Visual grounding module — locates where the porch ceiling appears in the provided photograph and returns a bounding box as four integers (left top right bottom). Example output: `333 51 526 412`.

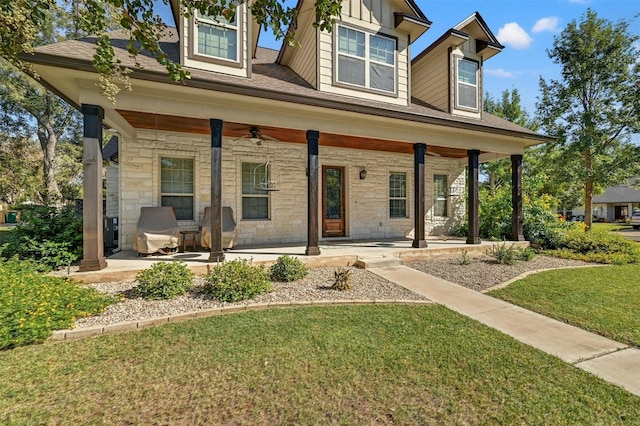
116 110 474 158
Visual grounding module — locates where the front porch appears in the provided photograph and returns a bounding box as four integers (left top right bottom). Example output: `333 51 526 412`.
69 237 529 283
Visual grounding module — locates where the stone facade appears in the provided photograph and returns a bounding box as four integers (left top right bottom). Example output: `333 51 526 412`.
117 130 465 250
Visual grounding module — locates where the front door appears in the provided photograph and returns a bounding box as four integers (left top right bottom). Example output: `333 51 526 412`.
322 166 345 237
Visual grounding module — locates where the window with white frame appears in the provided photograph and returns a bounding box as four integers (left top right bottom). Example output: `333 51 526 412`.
434 175 448 217
337 26 396 93
195 11 238 61
242 162 269 220
389 172 407 218
456 58 479 110
160 157 194 221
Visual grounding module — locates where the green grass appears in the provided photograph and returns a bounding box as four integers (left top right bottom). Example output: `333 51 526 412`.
490 264 640 347
1 305 639 424
591 222 631 232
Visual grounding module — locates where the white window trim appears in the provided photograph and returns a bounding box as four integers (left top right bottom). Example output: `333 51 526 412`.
389 171 408 218
455 57 479 112
241 161 271 221
192 9 241 64
335 25 397 95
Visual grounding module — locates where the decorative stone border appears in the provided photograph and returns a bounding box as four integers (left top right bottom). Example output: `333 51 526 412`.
48 300 433 342
481 264 605 293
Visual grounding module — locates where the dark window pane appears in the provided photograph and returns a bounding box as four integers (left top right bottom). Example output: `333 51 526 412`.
370 63 394 92
338 55 365 86
161 196 193 220
242 197 269 219
389 199 406 218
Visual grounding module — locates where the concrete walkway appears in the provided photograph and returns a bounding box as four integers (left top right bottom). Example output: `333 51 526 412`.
369 265 640 397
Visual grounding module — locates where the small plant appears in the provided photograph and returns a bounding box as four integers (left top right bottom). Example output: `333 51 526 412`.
204 258 273 302
133 261 194 300
487 241 519 265
269 255 309 282
331 266 352 291
517 247 537 261
459 249 472 265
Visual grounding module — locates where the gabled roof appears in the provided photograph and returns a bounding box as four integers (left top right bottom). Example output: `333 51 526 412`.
412 11 503 66
24 28 551 145
593 179 640 203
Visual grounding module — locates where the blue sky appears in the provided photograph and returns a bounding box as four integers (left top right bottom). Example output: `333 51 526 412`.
155 0 639 141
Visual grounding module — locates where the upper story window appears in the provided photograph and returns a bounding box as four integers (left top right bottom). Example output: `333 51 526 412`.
337 26 396 93
456 58 479 110
195 12 238 61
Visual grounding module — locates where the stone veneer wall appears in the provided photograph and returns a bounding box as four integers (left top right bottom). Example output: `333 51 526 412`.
118 130 466 250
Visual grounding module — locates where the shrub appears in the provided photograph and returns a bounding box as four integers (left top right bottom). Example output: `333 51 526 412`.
0 257 117 349
269 255 309 282
459 249 472 265
133 261 194 300
486 242 519 265
0 205 82 271
331 267 352 291
517 247 537 261
544 229 640 265
204 259 273 302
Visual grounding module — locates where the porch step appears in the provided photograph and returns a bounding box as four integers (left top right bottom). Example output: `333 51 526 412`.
355 256 402 269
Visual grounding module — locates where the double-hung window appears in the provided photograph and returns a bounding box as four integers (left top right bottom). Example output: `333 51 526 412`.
337 26 396 93
456 58 479 110
160 158 194 221
389 172 407 218
434 175 448 217
242 162 269 220
195 11 238 61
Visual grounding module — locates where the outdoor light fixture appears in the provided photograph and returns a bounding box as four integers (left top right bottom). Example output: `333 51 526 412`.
359 169 367 180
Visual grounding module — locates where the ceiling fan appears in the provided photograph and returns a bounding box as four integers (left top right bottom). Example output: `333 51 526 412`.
232 126 279 146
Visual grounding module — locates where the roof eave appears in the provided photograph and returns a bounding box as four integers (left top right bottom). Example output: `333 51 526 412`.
25 52 554 145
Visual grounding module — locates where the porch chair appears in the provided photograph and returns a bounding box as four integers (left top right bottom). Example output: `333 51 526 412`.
201 206 238 250
134 206 180 255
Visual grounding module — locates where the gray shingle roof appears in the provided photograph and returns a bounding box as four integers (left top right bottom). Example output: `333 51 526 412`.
593 179 640 203
30 28 549 141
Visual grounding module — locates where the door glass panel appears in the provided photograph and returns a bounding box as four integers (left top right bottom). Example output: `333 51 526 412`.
325 168 342 220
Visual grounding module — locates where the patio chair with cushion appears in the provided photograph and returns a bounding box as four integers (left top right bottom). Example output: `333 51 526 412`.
201 206 238 250
134 206 180 255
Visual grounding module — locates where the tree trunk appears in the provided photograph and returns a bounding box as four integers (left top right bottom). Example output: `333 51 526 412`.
489 171 496 197
37 121 61 206
584 150 593 231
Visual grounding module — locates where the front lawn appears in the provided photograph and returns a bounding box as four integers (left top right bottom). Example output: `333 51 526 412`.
591 222 631 232
1 305 638 424
489 264 640 347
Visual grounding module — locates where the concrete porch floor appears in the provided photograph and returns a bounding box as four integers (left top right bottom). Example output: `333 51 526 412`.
72 238 527 283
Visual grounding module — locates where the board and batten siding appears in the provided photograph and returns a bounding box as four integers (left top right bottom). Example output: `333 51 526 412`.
180 4 250 78
411 46 450 112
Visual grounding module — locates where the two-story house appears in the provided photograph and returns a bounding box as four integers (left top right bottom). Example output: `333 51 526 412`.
24 0 552 271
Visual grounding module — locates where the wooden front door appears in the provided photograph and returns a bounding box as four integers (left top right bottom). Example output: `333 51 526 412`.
322 166 345 237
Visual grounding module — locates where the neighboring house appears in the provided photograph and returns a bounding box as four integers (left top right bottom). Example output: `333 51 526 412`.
571 178 640 221
23 0 551 271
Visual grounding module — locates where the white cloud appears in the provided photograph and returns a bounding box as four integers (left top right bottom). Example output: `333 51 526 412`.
497 22 533 49
484 68 515 78
532 17 560 33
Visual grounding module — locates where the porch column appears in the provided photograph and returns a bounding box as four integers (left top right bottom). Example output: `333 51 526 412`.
466 149 480 244
208 119 225 262
511 154 525 241
305 130 320 255
412 143 427 248
79 104 107 271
